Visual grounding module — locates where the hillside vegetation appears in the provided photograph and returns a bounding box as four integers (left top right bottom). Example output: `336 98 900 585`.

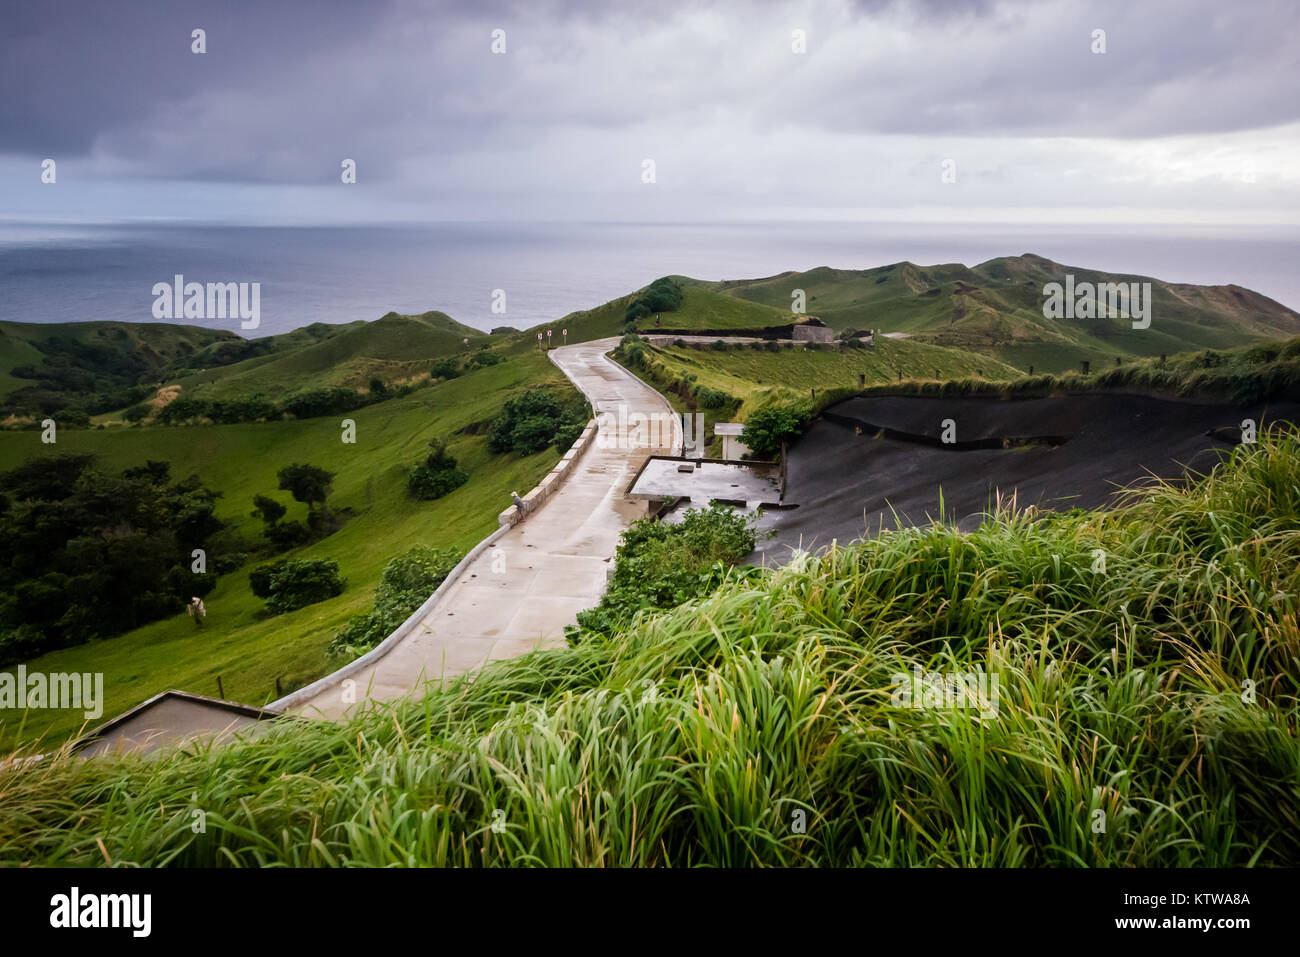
0 311 497 423
3 428 1297 866
0 350 578 749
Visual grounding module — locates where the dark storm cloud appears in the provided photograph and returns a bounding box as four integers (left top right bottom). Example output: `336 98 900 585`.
0 0 390 155
0 0 1296 222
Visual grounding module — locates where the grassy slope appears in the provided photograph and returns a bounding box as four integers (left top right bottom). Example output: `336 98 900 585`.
635 337 1021 420
854 336 1300 403
522 283 791 347
708 256 1300 373
0 350 576 749
0 319 238 397
173 312 491 400
3 429 1297 866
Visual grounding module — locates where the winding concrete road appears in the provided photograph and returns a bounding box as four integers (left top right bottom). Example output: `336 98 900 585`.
285 338 679 720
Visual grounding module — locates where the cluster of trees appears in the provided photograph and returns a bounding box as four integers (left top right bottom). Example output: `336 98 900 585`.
488 389 587 456
328 544 460 658
407 438 468 500
149 385 391 426
431 350 505 381
566 504 759 643
251 464 340 551
249 558 345 615
624 277 685 327
0 455 228 664
6 336 157 419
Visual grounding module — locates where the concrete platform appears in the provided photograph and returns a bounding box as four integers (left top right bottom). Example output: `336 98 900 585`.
627 456 782 506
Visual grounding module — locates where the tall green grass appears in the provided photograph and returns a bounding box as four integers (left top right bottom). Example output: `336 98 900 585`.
3 430 1298 867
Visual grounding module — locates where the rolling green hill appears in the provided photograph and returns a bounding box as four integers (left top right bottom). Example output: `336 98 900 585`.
0 311 498 420
0 319 239 402
705 255 1300 373
525 281 792 346
174 311 491 400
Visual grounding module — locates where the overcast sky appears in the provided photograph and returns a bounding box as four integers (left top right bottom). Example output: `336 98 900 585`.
2 0 1297 225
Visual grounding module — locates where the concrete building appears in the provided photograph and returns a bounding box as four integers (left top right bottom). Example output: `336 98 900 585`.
791 317 834 343
713 423 753 461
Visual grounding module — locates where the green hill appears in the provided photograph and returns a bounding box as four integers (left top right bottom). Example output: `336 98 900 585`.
175 311 491 401
706 255 1300 373
0 311 499 420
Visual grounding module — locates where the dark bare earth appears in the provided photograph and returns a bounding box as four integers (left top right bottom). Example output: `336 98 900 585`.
753 392 1300 563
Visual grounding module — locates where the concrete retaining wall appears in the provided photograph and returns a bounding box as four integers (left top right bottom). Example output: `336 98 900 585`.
268 520 515 712
497 418 598 527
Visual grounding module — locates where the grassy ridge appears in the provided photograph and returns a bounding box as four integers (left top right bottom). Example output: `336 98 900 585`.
852 337 1300 403
3 429 1297 866
0 351 576 749
628 337 1021 422
705 256 1300 373
174 312 490 401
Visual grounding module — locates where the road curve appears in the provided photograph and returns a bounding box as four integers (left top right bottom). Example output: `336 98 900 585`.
284 338 679 720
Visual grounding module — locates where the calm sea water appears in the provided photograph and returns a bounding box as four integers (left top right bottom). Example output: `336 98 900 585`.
1 221 1297 337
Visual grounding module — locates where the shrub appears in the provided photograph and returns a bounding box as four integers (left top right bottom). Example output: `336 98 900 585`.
488 389 583 455
552 419 585 452
250 558 345 615
466 351 504 370
741 404 808 458
328 545 461 658
407 438 469 500
431 358 461 380
694 386 733 410
568 504 759 642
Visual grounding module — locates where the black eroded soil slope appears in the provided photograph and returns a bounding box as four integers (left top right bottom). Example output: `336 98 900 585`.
754 392 1300 562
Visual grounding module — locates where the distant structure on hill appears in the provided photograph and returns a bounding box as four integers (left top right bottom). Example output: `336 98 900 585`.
791 317 834 343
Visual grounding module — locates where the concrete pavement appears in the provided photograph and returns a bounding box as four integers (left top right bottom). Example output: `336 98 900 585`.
283 338 679 720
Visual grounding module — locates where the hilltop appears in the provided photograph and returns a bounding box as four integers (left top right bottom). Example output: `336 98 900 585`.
0 310 496 420
706 254 1300 372
542 256 1300 374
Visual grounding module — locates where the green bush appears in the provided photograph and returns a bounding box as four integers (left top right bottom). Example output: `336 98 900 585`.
740 404 808 458
329 545 461 658
250 558 345 615
624 277 684 324
407 438 469 500
488 389 584 455
467 351 504 370
430 358 461 380
694 386 733 410
568 504 759 642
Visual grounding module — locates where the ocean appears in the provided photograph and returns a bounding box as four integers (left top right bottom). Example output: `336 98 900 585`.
1 221 1297 337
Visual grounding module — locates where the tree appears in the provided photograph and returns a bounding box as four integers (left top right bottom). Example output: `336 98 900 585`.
407 438 468 500
740 405 807 459
277 464 335 513
251 493 287 525
249 558 345 615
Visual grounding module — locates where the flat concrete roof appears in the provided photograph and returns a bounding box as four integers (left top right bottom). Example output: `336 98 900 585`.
627 456 782 505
